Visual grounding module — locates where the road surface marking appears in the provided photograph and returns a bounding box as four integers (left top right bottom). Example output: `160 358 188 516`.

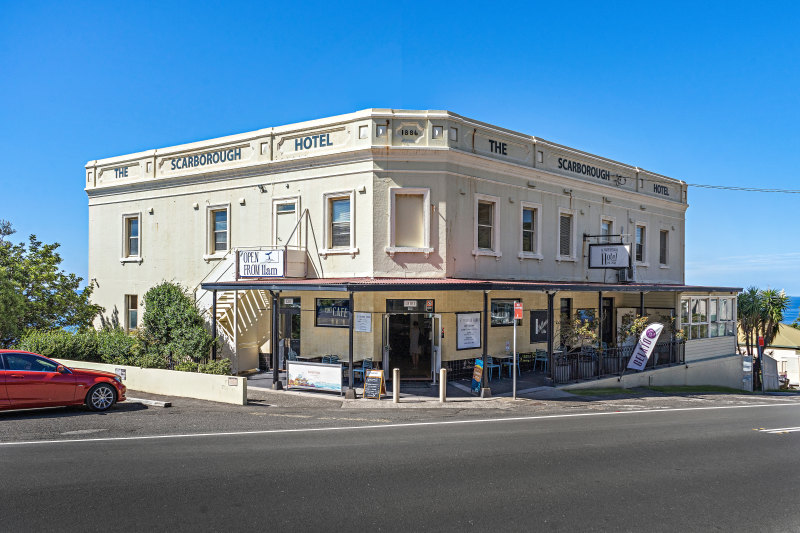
758 426 800 434
1 402 798 447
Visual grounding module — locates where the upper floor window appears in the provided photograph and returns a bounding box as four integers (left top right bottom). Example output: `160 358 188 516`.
635 224 647 263
121 213 142 263
519 202 542 259
387 188 432 255
205 204 230 259
473 194 501 257
659 230 669 265
557 209 576 260
323 190 357 254
601 218 613 243
125 215 139 257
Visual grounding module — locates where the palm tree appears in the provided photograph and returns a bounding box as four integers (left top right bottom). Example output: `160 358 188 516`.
737 287 760 355
759 288 789 347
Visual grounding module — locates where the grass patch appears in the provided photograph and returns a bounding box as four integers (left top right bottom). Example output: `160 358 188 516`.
644 385 750 394
566 388 640 396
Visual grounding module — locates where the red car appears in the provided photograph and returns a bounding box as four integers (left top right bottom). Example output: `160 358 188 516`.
0 350 126 412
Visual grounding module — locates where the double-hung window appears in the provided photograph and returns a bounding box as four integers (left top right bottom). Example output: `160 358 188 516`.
519 202 542 259
635 224 647 264
601 219 613 243
125 294 138 331
473 194 500 256
323 190 356 254
121 213 142 262
205 205 230 259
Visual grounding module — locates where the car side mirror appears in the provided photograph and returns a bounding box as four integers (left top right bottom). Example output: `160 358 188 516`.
56 365 69 374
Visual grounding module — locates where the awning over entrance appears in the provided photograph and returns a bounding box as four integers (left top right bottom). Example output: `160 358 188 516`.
201 277 741 293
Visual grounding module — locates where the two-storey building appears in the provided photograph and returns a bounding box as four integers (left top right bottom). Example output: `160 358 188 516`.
86 109 742 391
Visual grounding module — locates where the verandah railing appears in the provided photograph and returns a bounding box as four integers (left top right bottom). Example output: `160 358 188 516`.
550 341 685 384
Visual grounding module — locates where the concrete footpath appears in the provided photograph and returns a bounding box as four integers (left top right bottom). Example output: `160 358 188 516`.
247 369 587 408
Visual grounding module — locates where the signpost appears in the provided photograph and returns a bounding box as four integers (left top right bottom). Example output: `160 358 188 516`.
363 369 385 399
513 302 523 399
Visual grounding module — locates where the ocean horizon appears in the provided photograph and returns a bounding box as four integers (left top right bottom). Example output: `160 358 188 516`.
784 296 800 324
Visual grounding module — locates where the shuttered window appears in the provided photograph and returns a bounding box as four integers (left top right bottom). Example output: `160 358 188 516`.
477 201 494 250
659 230 668 265
559 214 572 257
330 198 351 248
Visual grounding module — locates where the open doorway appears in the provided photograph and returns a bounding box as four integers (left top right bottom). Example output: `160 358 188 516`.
385 313 432 380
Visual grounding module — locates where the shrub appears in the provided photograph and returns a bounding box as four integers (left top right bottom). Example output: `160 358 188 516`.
140 282 213 366
16 329 99 361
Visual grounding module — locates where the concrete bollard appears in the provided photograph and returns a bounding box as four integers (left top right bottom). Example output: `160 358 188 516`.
393 368 400 403
439 368 447 402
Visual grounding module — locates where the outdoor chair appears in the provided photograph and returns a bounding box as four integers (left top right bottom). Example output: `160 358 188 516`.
485 356 501 380
502 355 521 377
534 349 549 373
353 358 372 382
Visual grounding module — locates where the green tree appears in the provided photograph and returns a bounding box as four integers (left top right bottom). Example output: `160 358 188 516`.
140 281 214 367
0 220 102 347
737 287 789 354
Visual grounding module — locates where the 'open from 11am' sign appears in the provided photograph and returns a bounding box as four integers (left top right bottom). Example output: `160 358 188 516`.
238 250 285 278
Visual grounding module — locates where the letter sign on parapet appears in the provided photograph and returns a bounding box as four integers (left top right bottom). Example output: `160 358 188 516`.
295 134 333 151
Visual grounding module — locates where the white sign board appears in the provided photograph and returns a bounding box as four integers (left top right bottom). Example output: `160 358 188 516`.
457 312 481 350
238 250 285 278
354 312 371 332
588 244 631 269
627 323 665 370
287 361 342 393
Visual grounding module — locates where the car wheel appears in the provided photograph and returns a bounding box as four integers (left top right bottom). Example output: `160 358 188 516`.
86 383 117 412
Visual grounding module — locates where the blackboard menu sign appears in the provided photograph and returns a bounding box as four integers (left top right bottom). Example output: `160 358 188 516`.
363 369 385 399
530 310 549 343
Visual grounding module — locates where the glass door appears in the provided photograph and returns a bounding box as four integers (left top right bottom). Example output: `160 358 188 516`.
431 314 442 383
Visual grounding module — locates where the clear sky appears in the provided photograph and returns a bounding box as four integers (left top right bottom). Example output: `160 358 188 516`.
1 1 798 294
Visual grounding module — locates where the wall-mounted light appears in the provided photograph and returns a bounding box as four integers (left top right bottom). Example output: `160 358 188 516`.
192 203 199 210
239 198 246 206
358 186 367 194
257 184 268 193
148 207 154 214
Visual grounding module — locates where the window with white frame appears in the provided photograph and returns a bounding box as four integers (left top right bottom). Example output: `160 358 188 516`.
601 218 613 243
680 296 735 339
635 223 647 263
473 194 500 256
387 188 431 254
122 214 140 259
273 198 299 246
659 230 669 265
125 294 138 331
519 202 542 258
323 191 356 253
207 206 229 256
557 209 576 260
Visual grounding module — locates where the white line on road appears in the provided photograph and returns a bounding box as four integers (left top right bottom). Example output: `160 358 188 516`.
759 426 800 434
1 402 798 447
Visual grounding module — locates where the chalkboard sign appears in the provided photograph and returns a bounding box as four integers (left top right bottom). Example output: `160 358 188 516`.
471 359 484 394
363 369 385 400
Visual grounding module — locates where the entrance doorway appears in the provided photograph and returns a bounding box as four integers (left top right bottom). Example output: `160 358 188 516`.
383 313 441 381
279 297 301 361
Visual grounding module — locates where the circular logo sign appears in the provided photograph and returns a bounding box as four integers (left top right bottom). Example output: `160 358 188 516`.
646 328 657 339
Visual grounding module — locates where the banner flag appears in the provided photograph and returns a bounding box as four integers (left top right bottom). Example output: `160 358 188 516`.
627 323 665 371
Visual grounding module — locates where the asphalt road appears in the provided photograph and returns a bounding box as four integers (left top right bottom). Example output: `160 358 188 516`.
2 398 799 532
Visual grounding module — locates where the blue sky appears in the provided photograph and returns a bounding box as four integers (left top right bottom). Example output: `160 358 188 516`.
1 1 799 294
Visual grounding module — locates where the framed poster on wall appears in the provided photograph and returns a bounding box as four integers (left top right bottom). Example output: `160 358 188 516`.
530 310 548 343
457 312 481 350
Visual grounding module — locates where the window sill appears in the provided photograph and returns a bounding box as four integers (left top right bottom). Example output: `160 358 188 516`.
203 253 227 262
659 264 670 269
473 249 502 259
555 256 577 262
636 262 650 268
320 247 359 258
120 257 143 264
386 246 434 258
518 252 543 261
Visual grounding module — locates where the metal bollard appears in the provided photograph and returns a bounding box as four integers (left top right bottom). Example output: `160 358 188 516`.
393 368 400 403
439 368 447 402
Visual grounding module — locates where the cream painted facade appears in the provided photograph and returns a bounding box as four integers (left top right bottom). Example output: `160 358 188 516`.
86 109 739 385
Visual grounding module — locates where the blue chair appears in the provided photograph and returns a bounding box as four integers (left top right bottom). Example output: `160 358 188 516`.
485 356 501 380
322 355 331 364
534 349 549 373
353 358 372 382
502 355 521 377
